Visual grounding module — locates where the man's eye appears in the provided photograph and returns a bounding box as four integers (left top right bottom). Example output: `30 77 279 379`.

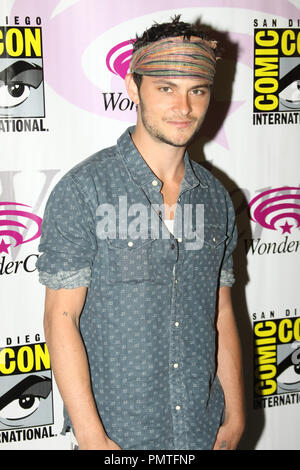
190 89 204 95
159 87 172 93
0 82 31 108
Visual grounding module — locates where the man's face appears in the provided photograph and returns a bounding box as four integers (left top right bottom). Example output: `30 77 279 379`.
136 75 212 147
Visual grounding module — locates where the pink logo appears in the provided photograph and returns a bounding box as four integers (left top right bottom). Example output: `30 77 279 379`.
0 202 42 254
249 187 300 234
106 40 135 79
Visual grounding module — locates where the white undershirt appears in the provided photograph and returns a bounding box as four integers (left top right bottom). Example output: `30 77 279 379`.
164 219 174 235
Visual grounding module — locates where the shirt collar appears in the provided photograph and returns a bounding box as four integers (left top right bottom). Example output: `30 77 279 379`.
117 126 208 189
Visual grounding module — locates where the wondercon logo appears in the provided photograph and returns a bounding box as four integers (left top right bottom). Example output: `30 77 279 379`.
249 187 300 234
0 202 42 254
106 39 134 79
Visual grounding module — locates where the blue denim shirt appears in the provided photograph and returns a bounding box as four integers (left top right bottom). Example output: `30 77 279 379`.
36 126 237 450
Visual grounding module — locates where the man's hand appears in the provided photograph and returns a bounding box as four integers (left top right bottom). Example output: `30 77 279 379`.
78 435 122 450
213 416 244 450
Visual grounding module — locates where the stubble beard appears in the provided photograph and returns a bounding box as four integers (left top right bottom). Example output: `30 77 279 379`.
138 96 204 148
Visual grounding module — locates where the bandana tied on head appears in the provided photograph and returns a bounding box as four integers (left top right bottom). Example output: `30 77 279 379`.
130 35 218 83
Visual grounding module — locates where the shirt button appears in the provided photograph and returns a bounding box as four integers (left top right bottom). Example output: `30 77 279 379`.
173 363 179 369
174 321 179 327
175 405 181 411
177 238 182 243
152 180 158 186
212 237 216 243
174 279 178 284
128 241 133 247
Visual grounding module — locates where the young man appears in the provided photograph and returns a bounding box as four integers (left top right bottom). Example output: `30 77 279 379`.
37 17 245 450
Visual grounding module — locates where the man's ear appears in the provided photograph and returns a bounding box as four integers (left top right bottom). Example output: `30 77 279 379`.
125 73 140 105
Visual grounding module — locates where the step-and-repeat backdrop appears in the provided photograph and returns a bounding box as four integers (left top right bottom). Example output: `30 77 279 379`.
0 0 299 450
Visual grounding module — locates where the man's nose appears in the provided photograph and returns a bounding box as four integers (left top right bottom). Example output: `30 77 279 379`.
175 93 192 116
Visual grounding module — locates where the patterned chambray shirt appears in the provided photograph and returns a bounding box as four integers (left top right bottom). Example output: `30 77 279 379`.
36 126 237 450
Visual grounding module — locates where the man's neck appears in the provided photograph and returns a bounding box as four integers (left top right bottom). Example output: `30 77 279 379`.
130 126 186 184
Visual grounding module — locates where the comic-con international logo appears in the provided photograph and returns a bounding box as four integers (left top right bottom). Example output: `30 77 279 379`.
0 202 42 275
254 318 300 409
253 27 300 125
0 25 47 132
0 340 54 443
245 187 300 255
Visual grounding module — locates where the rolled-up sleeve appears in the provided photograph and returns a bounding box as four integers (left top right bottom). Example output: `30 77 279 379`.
219 190 238 288
36 173 97 289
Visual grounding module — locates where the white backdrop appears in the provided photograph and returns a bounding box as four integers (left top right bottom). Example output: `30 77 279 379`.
0 0 299 450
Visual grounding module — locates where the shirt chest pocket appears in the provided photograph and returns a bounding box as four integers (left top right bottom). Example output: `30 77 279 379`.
106 237 154 283
192 224 227 276
204 225 227 250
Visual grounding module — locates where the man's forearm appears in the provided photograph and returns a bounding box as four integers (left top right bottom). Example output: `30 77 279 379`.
214 286 245 449
44 306 108 447
216 310 244 422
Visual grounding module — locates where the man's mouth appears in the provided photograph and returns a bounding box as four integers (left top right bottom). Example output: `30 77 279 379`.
166 120 194 128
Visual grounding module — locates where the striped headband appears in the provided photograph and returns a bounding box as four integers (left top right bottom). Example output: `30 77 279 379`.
130 35 218 83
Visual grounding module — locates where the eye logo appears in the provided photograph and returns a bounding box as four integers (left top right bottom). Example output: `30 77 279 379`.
0 374 52 429
106 39 135 79
0 26 45 118
0 202 42 254
279 63 300 111
277 346 300 393
249 187 300 234
0 343 53 431
0 60 43 115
